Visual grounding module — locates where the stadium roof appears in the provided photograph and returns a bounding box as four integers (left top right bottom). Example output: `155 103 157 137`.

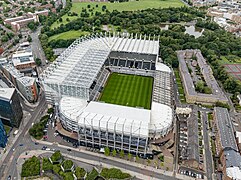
59 96 173 138
150 102 173 133
156 62 171 73
42 34 159 89
60 96 150 137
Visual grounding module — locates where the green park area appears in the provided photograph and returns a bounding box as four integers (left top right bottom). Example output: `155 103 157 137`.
100 73 153 109
22 151 131 180
51 0 184 29
48 30 89 42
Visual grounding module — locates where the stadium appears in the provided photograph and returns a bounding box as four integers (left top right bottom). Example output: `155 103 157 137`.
41 33 173 157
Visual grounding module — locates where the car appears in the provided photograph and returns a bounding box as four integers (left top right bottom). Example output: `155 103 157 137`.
12 148 15 152
42 146 47 150
19 144 24 146
67 148 71 151
35 142 39 145
7 175 11 180
46 148 51 151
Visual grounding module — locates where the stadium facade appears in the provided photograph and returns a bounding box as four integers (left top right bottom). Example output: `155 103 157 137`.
41 33 173 156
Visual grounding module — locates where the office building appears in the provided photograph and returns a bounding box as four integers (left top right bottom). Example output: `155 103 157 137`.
0 88 23 127
0 119 7 148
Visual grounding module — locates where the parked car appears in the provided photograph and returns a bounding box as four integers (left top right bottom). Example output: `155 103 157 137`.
42 146 47 150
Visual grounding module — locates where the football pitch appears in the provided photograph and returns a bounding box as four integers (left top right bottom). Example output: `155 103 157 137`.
99 73 153 109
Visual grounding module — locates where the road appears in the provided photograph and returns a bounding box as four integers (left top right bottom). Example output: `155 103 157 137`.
201 111 214 180
30 26 46 74
0 93 47 179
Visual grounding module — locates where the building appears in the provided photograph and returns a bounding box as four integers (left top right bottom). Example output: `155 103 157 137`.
12 51 36 73
41 34 173 156
1 65 39 102
177 50 228 105
213 107 241 180
0 119 7 148
34 9 49 16
4 12 39 32
17 42 32 52
179 106 200 169
0 88 23 127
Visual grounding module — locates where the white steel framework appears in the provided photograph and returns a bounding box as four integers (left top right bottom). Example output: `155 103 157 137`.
41 33 159 101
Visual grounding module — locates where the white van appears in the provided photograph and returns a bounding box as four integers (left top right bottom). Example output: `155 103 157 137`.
13 130 19 135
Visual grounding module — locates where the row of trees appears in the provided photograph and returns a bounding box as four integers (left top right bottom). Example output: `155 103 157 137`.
40 5 241 94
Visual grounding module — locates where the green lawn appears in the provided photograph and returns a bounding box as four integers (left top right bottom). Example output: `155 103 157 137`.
48 30 89 41
51 0 184 29
100 73 153 109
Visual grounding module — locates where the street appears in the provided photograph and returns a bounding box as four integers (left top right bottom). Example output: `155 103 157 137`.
201 111 214 180
0 92 47 179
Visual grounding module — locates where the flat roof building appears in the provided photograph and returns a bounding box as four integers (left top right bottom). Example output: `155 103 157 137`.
1 65 38 102
12 51 36 73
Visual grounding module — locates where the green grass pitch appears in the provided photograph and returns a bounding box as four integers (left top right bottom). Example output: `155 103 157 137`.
99 73 153 109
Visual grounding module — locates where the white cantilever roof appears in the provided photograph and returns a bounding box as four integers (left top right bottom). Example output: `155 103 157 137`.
60 96 150 137
59 96 172 138
42 34 159 89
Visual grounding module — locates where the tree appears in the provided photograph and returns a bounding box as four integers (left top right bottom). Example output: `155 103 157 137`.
104 147 110 156
27 35 32 42
102 5 107 11
128 153 132 160
119 150 124 158
195 80 204 93
112 149 117 157
35 58 42 66
1 35 9 42
28 22 37 31
159 155 164 162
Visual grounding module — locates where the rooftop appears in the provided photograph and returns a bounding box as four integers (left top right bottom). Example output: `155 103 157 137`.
59 96 173 138
42 34 159 89
214 107 238 151
225 149 241 179
60 96 150 137
0 88 15 100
